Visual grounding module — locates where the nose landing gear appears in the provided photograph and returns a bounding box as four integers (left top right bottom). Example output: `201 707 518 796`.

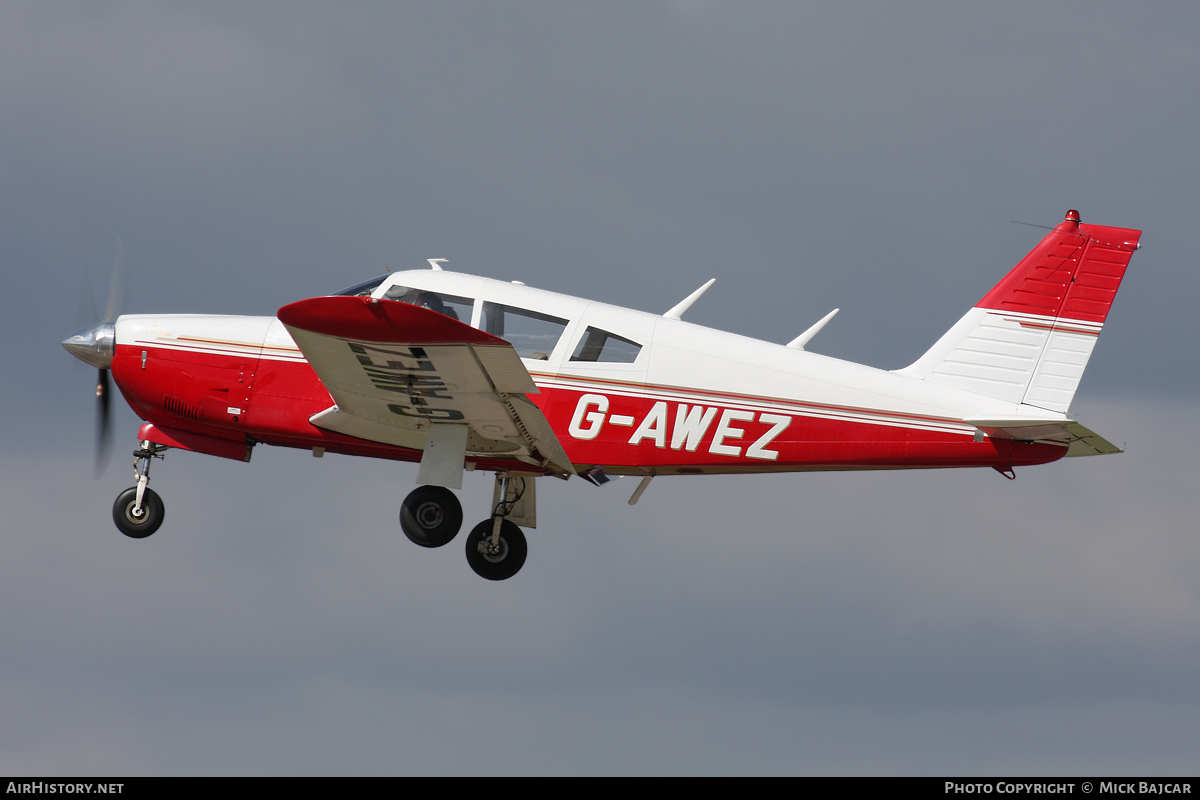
112 441 169 538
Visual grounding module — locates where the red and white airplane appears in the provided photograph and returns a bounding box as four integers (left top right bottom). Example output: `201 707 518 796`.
64 210 1141 580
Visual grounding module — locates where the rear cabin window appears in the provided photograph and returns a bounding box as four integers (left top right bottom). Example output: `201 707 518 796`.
385 286 474 323
482 302 567 360
570 326 642 363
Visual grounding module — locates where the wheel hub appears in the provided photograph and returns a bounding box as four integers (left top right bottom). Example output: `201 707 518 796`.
415 501 444 530
478 537 509 563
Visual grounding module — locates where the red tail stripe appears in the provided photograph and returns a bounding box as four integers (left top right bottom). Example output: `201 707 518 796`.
977 216 1141 324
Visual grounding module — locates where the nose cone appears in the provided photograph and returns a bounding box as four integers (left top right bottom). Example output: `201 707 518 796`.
63 322 116 369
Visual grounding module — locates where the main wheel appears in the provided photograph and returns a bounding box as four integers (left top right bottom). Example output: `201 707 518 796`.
400 485 463 548
465 519 527 581
112 487 165 539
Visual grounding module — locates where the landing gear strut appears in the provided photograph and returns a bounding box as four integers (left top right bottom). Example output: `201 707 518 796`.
464 473 529 581
400 485 463 547
112 441 169 539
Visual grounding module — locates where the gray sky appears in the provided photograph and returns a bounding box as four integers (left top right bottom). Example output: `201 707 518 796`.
2 1 1198 775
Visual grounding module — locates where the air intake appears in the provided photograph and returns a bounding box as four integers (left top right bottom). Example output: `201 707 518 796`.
163 395 202 421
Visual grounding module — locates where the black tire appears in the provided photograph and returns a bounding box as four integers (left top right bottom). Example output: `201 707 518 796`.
464 519 527 581
400 485 463 548
112 487 165 539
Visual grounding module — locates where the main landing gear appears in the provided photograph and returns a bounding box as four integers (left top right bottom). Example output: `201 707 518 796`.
466 474 528 581
398 473 531 581
464 518 527 582
112 441 169 538
399 485 463 548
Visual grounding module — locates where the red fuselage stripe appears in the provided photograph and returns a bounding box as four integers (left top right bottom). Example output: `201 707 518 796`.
112 342 1067 473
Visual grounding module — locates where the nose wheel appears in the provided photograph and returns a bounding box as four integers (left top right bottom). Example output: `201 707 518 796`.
113 486 165 538
400 485 463 547
112 441 169 539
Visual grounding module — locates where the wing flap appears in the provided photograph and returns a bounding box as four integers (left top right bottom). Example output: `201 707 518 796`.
472 346 539 394
503 393 574 474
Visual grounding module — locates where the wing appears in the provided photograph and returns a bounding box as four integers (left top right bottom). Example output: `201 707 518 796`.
967 418 1122 457
277 296 575 480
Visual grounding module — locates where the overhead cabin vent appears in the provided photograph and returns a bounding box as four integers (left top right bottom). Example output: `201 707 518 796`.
163 395 202 422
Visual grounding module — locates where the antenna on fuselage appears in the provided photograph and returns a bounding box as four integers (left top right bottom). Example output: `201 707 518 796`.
663 279 715 320
428 258 447 271
786 308 839 350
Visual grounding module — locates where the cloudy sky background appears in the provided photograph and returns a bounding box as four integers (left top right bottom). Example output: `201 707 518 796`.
2 1 1197 774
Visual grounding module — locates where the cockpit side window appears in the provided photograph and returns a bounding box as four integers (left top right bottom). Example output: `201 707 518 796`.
482 302 568 361
333 276 388 297
385 286 475 323
570 326 642 363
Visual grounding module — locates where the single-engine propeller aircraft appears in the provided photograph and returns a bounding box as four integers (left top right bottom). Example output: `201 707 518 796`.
64 211 1141 580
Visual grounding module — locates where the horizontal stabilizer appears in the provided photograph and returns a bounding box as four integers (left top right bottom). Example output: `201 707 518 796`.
968 418 1122 457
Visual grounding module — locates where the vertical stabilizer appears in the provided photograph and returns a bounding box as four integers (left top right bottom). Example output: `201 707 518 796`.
896 211 1141 413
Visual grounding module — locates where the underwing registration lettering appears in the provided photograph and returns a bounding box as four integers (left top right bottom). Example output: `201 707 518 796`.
347 342 460 420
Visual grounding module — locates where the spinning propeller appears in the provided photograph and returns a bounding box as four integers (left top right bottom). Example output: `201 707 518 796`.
63 237 124 476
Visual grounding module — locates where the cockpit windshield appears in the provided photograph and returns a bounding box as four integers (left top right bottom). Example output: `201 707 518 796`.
332 276 388 297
